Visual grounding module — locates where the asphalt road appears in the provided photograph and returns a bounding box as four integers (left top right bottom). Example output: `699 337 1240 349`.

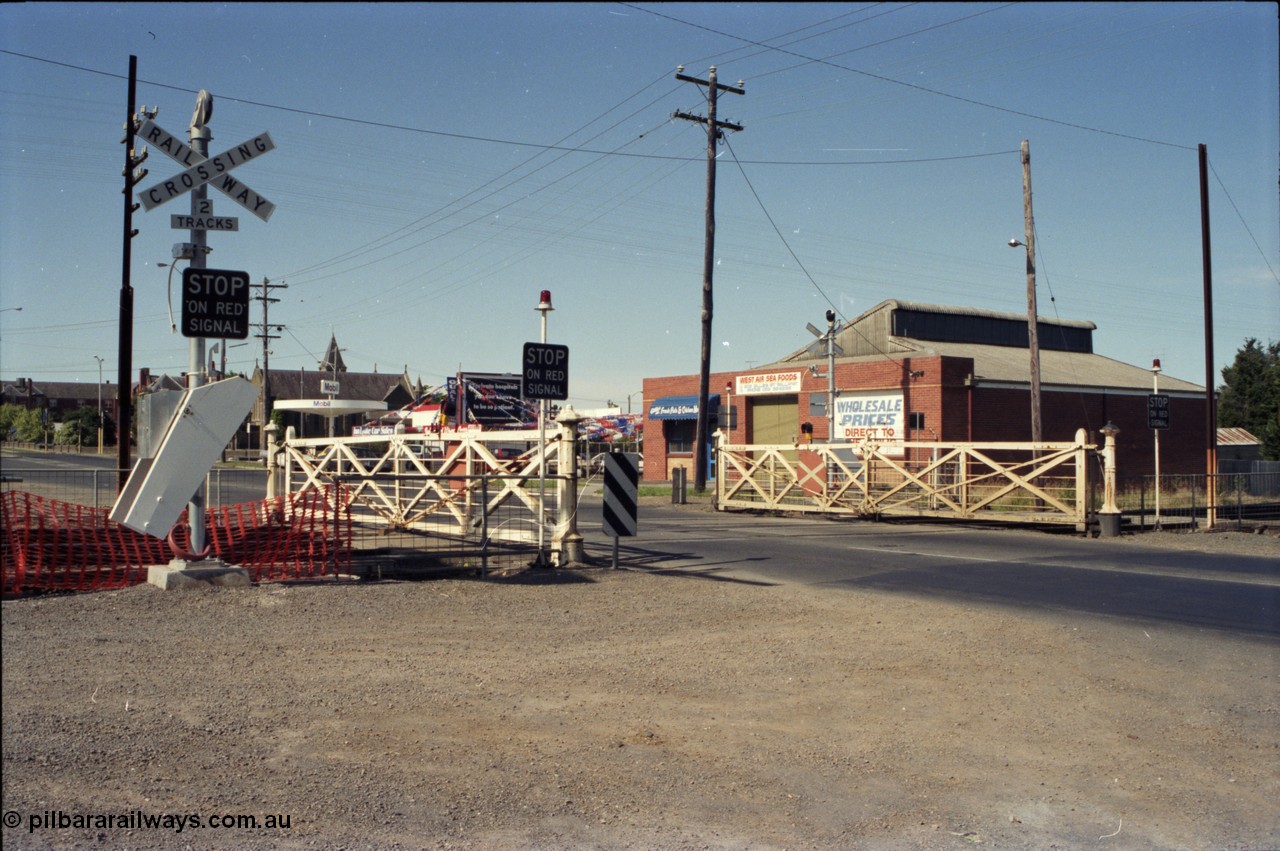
579 499 1280 640
7 451 1275 640
0 449 268 509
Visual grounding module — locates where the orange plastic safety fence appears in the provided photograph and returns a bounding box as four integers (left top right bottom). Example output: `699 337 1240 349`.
1 486 352 597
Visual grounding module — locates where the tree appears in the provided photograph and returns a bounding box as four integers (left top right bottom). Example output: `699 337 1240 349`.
1218 337 1280 460
12 408 47 443
0 403 23 441
54 406 113 447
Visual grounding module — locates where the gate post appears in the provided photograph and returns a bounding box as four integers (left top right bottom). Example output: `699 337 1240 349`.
552 405 586 566
1098 422 1122 537
265 421 280 499
1074 428 1088 531
281 426 295 497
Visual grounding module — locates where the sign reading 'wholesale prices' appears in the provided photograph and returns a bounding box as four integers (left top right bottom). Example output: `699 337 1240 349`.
834 392 904 443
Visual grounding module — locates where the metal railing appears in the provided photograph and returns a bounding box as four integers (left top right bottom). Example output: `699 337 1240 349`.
0 467 266 511
1125 471 1280 530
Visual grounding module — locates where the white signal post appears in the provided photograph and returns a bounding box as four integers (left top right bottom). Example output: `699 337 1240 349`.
184 93 214 558
534 290 553 567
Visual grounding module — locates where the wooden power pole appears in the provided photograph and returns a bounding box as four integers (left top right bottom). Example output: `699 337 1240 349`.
673 65 744 492
117 55 149 491
1021 139 1042 447
1199 143 1217 527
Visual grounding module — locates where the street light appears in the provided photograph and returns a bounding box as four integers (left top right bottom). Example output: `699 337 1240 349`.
94 355 105 455
0 306 22 313
156 261 184 333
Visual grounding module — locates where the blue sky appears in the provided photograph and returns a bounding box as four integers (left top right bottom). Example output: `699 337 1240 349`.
2 2 1276 412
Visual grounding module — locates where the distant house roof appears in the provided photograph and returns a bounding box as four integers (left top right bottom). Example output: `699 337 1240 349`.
770 299 1203 395
1 379 117 405
261 368 412 404
1217 427 1259 446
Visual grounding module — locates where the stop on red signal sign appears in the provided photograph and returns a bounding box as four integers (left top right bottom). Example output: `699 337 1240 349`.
522 342 569 401
181 268 250 339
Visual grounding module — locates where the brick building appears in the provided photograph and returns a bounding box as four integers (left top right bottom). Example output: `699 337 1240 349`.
1 377 120 423
641 300 1206 482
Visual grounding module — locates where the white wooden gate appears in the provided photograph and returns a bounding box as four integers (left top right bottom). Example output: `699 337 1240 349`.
716 429 1095 529
280 428 565 544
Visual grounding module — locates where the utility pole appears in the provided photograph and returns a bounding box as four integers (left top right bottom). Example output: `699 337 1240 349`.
1009 141 1042 447
673 65 744 492
1199 143 1217 528
117 55 149 491
252 276 286 459
1021 139 1042 447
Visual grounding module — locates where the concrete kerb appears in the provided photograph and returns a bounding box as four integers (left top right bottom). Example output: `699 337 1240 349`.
147 559 251 590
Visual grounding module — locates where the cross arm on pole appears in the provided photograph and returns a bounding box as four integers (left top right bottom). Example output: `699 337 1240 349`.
676 73 745 96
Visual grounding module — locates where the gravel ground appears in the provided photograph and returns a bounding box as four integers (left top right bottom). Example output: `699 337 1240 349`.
2 520 1278 851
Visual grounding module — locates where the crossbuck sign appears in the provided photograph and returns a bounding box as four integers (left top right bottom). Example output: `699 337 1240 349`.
136 119 276 221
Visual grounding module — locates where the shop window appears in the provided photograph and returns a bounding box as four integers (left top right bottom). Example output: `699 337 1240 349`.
666 420 695 453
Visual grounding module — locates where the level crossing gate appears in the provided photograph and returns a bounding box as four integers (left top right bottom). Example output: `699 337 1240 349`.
715 429 1095 529
279 427 573 566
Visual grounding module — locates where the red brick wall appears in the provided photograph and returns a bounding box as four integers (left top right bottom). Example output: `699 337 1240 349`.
642 356 1209 481
969 386 1206 476
642 371 740 482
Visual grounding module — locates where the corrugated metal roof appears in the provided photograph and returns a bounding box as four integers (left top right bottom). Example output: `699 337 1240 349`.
769 338 1202 393
770 299 1203 393
875 299 1096 330
1217 427 1259 446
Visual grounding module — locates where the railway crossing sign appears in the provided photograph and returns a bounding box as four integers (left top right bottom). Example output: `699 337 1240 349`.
136 119 276 221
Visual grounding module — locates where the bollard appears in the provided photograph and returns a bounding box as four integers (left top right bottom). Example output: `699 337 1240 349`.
672 467 687 505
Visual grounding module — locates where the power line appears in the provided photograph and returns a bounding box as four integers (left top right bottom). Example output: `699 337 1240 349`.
1 48 1063 167
1208 158 1280 286
723 134 907 369
280 73 681 282
623 4 1197 151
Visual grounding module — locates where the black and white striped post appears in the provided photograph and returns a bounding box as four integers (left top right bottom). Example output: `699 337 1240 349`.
602 452 639 569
